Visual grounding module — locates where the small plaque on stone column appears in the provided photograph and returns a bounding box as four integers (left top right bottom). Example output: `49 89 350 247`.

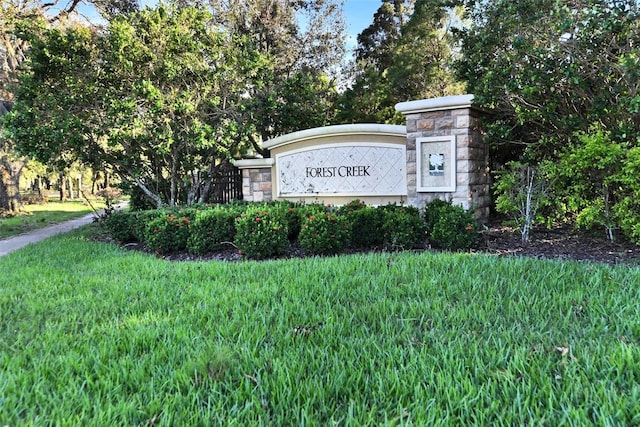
417 136 456 192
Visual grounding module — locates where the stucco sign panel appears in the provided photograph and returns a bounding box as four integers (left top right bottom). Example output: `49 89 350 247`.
276 143 407 197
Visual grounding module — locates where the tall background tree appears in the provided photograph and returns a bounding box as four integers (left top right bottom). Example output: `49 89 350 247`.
5 4 268 207
205 0 346 155
337 0 411 124
337 0 464 124
386 0 465 101
4 0 347 208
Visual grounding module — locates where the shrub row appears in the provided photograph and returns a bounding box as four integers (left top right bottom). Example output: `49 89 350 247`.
102 200 479 259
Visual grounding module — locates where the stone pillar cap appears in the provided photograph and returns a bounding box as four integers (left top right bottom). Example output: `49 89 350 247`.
233 158 275 169
395 94 475 115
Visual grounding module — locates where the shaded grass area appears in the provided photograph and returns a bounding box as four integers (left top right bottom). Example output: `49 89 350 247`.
0 200 104 240
1 225 640 425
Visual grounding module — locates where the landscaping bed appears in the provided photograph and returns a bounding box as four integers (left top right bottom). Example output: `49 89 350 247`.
106 216 640 267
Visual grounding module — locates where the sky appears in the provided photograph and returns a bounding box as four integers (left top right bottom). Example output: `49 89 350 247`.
343 0 381 51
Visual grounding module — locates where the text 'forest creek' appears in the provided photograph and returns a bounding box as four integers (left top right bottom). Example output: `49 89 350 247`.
305 166 371 178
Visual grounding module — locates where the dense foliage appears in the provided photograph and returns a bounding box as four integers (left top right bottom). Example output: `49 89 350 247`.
424 199 478 250
186 206 241 255
298 206 351 256
0 0 140 214
234 205 290 259
3 1 346 208
338 0 464 124
456 0 640 243
5 6 264 208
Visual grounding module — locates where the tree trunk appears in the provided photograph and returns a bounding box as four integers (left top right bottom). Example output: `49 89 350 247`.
0 160 24 215
59 173 67 202
77 175 82 199
66 177 73 199
133 177 164 208
92 171 99 194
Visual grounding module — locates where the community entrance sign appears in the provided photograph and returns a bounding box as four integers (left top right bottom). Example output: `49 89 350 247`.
276 143 406 197
234 95 491 219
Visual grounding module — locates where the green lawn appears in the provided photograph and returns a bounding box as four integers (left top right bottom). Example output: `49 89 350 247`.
0 200 105 239
1 225 639 425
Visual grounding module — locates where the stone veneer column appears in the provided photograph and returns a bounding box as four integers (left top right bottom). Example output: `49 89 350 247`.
233 158 275 202
396 95 490 219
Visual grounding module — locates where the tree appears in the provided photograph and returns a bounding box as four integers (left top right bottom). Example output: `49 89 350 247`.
455 0 640 162
0 0 140 214
92 0 139 19
1 0 133 99
205 0 346 154
5 5 266 207
337 0 463 124
386 0 465 101
456 0 640 241
337 0 411 124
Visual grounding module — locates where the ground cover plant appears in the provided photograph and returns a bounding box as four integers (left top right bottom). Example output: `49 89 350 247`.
0 200 105 239
1 226 639 425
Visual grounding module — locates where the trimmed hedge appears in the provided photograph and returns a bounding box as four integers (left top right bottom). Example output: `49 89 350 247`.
234 205 290 259
101 200 479 258
379 204 426 251
187 206 242 255
425 199 479 251
299 206 350 256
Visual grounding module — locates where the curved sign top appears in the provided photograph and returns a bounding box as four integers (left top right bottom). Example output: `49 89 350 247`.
266 124 407 198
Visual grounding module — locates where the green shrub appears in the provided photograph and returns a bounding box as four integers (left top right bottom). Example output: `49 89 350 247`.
427 201 479 251
102 211 137 243
615 197 640 244
234 206 289 259
186 206 239 254
346 206 386 249
131 210 164 242
101 210 137 242
267 201 304 241
423 198 454 234
335 199 367 215
298 208 350 256
494 161 554 243
143 211 193 254
379 204 426 250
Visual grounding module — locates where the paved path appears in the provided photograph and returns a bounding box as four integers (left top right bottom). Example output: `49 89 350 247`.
0 203 127 257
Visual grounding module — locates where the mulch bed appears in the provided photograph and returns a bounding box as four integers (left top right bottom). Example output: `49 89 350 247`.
479 223 640 266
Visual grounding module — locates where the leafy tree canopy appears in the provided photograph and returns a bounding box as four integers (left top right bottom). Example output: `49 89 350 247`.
5 5 268 207
205 0 346 153
456 0 640 242
455 0 640 162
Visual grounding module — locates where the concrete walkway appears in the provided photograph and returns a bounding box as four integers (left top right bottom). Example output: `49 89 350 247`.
0 213 98 257
0 203 127 257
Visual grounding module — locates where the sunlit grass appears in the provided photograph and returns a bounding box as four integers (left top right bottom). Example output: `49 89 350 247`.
0 199 105 239
1 225 639 425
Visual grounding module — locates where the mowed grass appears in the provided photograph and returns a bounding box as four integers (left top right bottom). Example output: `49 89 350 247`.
1 226 639 425
0 200 105 239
